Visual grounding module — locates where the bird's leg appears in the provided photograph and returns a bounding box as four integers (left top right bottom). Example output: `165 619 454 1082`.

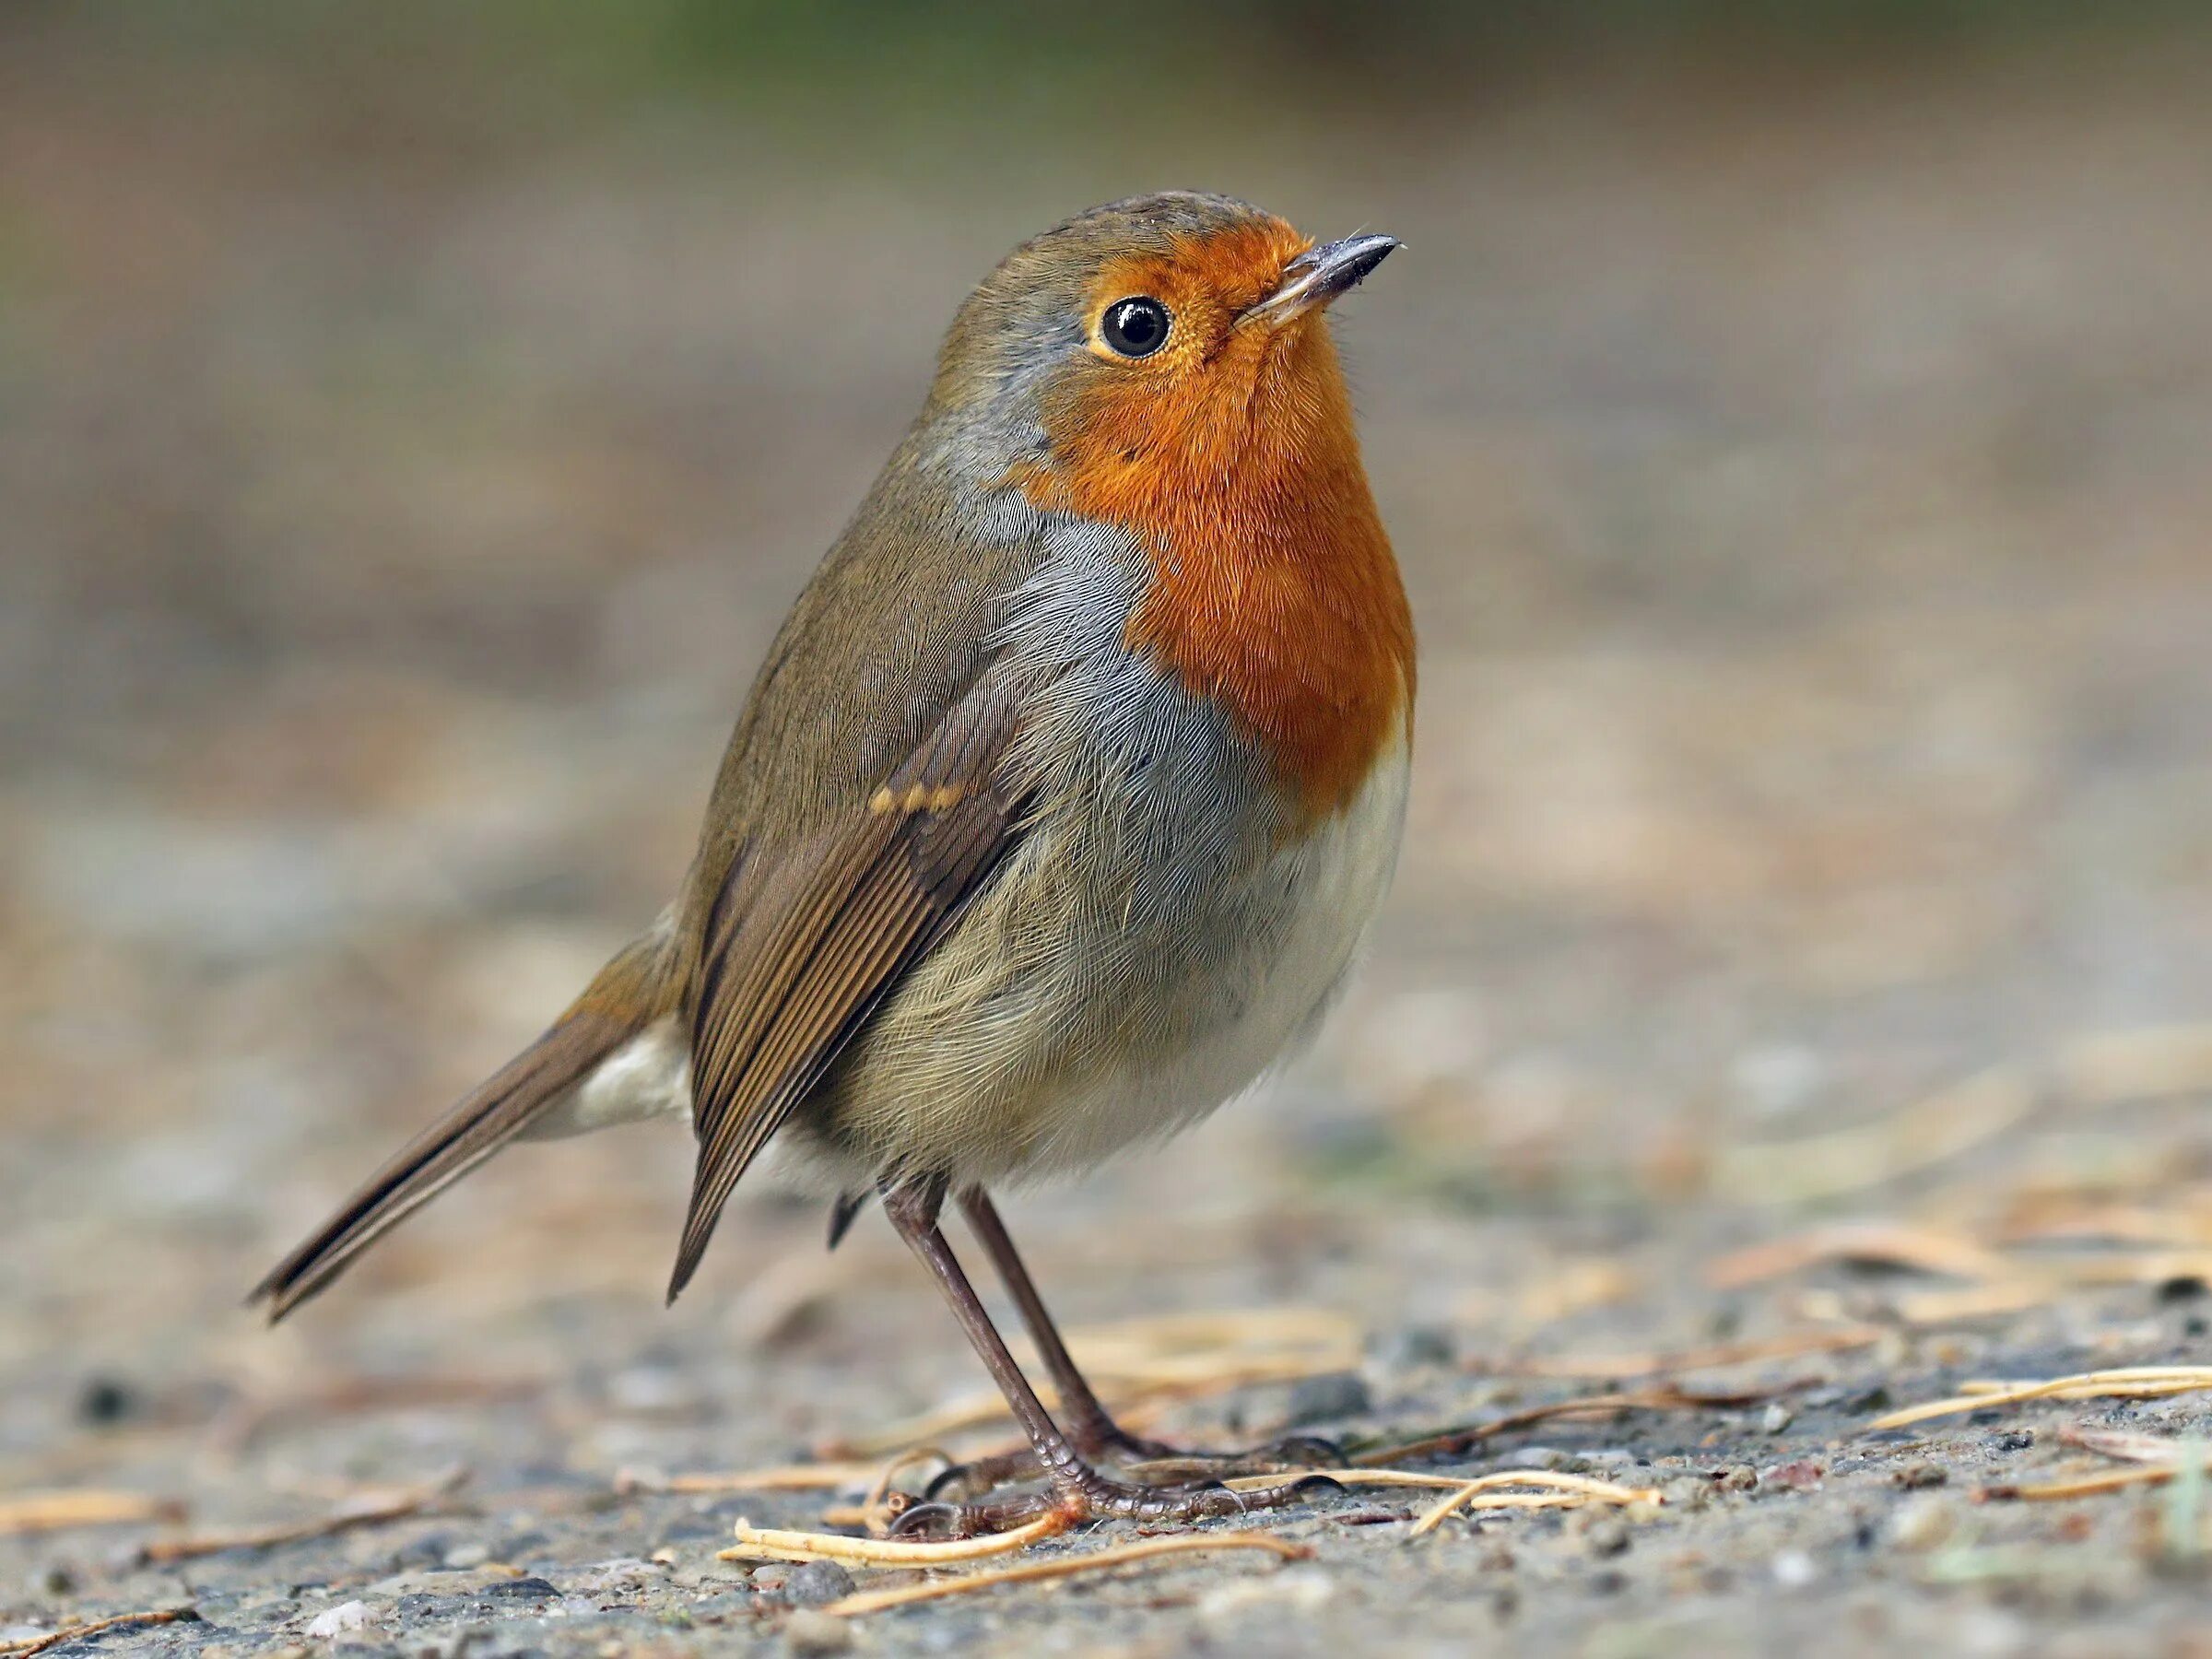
877 1176 1340 1539
959 1187 1165 1459
905 1185 1343 1508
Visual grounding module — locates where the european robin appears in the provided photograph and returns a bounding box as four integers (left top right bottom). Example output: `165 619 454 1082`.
254 193 1412 1535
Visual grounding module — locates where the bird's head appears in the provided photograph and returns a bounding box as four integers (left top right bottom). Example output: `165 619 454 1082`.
928 193 1397 515
924 194 1411 820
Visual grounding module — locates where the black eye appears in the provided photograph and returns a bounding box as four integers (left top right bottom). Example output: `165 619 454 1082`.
1100 296 1171 358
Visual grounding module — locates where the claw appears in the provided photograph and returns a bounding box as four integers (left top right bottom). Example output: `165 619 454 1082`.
922 1464 971 1502
922 1447 1038 1503
887 1500 965 1538
898 1465 1336 1538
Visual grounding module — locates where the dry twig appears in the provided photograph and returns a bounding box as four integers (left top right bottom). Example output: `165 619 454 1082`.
1706 1222 2019 1289
2055 1025 2212 1107
1355 1384 1774 1466
818 1531 1309 1618
1712 1066 2036 1203
1983 1425 2212 1502
1865 1368 2212 1433
0 1491 183 1536
1507 1324 1885 1382
208 1376 536 1455
135 1468 466 1565
721 1512 1066 1568
0 1609 196 1657
1794 1281 2050 1327
1407 1470 1662 1537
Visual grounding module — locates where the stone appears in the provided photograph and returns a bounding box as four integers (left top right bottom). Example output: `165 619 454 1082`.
305 1601 372 1640
779 1560 855 1606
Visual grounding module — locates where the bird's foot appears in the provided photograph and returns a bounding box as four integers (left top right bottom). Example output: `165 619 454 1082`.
891 1467 1344 1540
923 1427 1343 1503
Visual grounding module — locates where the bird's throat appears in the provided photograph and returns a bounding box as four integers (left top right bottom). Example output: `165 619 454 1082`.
1019 323 1415 823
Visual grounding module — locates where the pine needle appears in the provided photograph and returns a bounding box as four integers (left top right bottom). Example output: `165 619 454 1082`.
0 1610 197 1657
818 1531 1310 1618
0 1491 183 1536
1220 1467 1490 1494
134 1468 465 1566
720 1510 1067 1568
1407 1470 1663 1537
1712 1065 2037 1203
1865 1368 2212 1432
1508 1325 1885 1382
1984 1425 2212 1501
1354 1383 1774 1465
1982 1465 2181 1501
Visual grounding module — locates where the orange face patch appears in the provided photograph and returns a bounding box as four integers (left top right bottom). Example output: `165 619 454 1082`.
1018 218 1414 824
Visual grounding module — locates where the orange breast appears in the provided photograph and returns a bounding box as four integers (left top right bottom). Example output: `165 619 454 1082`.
1019 317 1413 823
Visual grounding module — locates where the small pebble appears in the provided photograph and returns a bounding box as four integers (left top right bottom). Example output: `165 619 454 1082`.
780 1560 856 1606
441 1544 490 1570
1771 1549 1817 1589
1760 1402 1794 1435
480 1576 558 1600
305 1601 371 1639
1762 1459 1824 1492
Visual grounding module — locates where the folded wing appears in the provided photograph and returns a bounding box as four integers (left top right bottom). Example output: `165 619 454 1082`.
667 674 1027 1299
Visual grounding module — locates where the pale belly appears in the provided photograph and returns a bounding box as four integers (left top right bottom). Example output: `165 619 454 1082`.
535 735 1408 1190
1000 732 1409 1181
796 724 1410 1188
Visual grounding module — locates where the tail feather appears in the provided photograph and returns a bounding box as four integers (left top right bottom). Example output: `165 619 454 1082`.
251 934 677 1322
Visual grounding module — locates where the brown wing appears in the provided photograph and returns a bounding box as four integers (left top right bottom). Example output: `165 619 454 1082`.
666 676 1025 1299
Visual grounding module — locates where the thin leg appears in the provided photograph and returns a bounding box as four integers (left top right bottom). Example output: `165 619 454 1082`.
958 1187 1157 1456
878 1177 1340 1538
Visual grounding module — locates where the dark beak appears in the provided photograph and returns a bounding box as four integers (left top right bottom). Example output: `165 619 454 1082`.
1244 232 1401 325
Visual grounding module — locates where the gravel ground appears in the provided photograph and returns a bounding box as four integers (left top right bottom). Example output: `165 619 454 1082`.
5 18 2212 1657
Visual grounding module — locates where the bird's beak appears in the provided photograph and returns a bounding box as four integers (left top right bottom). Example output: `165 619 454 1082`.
1242 232 1401 327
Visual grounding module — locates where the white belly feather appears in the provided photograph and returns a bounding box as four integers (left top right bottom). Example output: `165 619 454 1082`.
524 1018 690 1140
1021 727 1409 1178
546 731 1407 1185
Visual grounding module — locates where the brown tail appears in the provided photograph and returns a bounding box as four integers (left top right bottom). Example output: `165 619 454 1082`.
251 937 673 1322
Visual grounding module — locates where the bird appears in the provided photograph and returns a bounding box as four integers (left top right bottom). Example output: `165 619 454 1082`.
253 192 1413 1536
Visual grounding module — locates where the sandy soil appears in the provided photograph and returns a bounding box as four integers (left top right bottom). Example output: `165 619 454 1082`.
5 19 2212 1656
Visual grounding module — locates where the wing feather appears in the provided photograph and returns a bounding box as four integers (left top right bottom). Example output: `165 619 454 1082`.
666 677 1024 1298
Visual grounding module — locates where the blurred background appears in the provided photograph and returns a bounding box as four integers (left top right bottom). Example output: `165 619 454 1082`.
4 1 2212 1640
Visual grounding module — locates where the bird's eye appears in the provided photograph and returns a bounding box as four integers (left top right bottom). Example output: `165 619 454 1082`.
1100 296 1171 359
